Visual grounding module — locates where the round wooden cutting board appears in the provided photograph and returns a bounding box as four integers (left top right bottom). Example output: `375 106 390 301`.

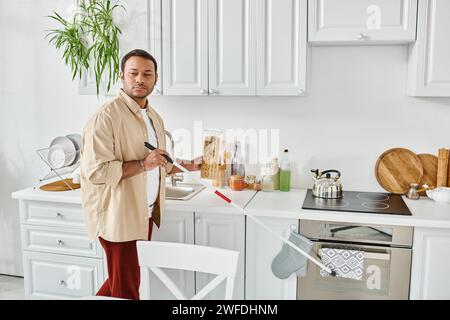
375 148 424 194
418 153 438 196
39 178 80 191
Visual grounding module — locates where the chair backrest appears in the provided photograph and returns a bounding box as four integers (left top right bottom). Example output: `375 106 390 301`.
137 241 239 300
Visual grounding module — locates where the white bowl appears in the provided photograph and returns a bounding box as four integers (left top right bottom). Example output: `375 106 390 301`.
426 187 450 204
48 136 76 168
65 134 81 163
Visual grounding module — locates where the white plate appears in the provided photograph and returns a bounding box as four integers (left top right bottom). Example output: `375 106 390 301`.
48 146 66 169
48 136 76 168
66 134 81 163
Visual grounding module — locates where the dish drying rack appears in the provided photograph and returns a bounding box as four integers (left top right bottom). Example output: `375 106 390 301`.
36 147 80 190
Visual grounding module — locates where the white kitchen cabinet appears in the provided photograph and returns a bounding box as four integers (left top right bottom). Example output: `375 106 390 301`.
23 251 104 300
407 0 450 97
147 210 195 299
162 0 307 96
194 212 245 299
308 0 417 45
246 216 298 300
162 0 255 96
80 0 163 95
21 224 103 258
410 227 450 300
161 0 209 95
17 199 106 299
256 0 308 96
208 0 257 96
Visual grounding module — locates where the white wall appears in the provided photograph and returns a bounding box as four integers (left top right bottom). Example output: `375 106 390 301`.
1 0 450 276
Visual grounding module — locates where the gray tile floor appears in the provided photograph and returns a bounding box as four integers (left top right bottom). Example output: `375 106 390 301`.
0 275 25 300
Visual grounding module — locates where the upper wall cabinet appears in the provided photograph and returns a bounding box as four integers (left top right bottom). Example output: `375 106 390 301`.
256 0 308 96
208 0 257 96
308 0 418 45
162 0 209 96
408 0 450 97
161 0 308 96
162 0 255 96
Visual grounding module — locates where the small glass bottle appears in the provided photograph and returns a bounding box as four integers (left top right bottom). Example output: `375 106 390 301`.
261 163 275 192
231 142 245 177
271 157 280 190
262 175 275 192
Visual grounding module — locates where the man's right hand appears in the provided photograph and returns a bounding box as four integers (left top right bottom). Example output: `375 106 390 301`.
142 149 170 171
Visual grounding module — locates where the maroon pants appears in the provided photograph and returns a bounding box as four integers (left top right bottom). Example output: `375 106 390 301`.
96 218 154 300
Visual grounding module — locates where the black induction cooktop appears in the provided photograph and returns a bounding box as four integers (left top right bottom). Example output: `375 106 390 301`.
302 189 412 216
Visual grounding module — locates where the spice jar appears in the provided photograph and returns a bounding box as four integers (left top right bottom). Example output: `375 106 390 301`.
253 179 262 191
246 175 256 190
230 175 245 191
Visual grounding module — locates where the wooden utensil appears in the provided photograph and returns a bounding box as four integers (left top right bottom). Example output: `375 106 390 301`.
437 148 449 187
39 178 80 191
375 148 423 194
418 153 438 196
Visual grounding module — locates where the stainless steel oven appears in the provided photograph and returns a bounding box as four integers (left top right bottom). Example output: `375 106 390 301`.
297 220 413 300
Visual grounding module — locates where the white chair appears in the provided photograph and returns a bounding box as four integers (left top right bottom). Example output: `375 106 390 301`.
137 241 239 300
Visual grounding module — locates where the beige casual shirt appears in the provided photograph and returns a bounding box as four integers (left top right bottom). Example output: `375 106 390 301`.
80 89 172 242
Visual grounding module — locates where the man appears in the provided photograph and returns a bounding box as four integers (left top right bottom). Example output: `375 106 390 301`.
80 49 200 300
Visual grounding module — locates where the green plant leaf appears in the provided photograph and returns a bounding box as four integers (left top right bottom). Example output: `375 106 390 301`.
46 0 123 97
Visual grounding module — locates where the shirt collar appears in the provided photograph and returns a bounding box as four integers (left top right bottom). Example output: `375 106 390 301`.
118 89 148 114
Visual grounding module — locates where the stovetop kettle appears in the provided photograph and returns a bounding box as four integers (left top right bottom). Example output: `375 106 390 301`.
311 169 343 199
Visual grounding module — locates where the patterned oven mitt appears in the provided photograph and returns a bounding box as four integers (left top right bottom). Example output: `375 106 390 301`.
319 248 364 280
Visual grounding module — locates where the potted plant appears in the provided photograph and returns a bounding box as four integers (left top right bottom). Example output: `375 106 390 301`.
46 0 124 96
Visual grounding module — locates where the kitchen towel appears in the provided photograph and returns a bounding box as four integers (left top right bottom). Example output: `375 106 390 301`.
319 248 364 280
271 230 313 279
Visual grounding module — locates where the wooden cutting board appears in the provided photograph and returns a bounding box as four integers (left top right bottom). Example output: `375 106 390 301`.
418 153 438 195
39 178 80 191
375 148 424 194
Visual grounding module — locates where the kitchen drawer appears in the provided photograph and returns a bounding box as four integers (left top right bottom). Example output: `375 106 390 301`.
22 201 85 228
21 225 103 258
23 251 104 299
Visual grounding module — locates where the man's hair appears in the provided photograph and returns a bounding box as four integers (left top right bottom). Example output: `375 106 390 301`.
120 49 158 73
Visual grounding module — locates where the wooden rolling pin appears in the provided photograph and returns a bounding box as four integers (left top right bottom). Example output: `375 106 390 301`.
438 148 449 187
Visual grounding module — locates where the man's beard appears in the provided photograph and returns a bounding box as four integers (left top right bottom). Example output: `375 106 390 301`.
127 86 152 99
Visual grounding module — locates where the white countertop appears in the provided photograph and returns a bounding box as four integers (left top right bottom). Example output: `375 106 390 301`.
245 189 450 229
11 185 450 228
11 184 257 215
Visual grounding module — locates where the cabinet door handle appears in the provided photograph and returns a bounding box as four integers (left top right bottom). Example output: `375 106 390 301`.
56 212 63 218
209 89 217 95
195 217 201 224
57 240 64 246
356 33 367 40
59 280 66 287
200 89 208 95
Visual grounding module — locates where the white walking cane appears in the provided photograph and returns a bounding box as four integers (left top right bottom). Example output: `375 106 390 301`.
145 142 335 277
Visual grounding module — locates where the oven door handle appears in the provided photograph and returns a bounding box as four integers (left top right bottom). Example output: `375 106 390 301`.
364 252 390 261
319 245 391 261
